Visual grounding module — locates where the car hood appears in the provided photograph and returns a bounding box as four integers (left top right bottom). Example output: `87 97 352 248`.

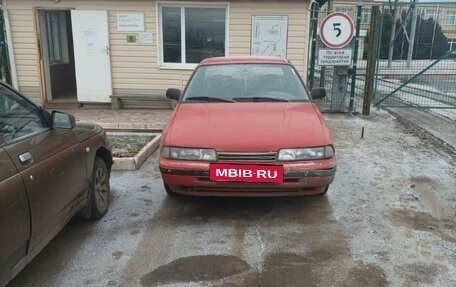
73 122 104 142
164 103 331 151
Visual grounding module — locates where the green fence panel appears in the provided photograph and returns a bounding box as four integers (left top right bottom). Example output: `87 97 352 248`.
373 2 456 109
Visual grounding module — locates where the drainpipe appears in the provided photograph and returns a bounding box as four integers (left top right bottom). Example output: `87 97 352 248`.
1 0 18 89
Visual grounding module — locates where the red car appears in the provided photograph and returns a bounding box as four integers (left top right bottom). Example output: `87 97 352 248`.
159 56 336 197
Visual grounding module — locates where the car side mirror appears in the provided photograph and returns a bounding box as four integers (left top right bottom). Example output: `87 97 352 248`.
52 111 76 129
166 88 182 101
310 88 326 100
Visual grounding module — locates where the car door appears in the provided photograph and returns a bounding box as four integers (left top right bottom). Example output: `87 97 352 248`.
0 146 30 282
0 85 86 252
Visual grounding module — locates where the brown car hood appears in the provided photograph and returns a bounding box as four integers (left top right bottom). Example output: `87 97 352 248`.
73 123 104 142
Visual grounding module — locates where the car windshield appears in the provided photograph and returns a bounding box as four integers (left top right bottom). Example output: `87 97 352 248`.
183 64 310 102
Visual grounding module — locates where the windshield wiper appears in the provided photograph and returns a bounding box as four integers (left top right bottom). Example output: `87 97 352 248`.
185 96 235 103
232 96 290 102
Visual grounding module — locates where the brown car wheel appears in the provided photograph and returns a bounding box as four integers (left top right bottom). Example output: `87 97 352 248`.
90 157 110 219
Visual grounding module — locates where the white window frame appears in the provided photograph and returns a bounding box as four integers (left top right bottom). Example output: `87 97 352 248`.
361 8 371 24
446 10 456 27
449 38 456 51
421 8 439 21
336 8 353 17
157 1 229 70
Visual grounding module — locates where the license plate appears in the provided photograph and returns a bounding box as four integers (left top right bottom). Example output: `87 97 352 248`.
210 163 283 183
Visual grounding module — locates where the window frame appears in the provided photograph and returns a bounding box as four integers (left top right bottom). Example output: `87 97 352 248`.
449 38 456 51
446 10 456 26
157 1 229 70
335 8 354 17
421 8 439 21
361 8 371 24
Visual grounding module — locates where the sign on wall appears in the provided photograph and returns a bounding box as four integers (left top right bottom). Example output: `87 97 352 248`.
251 15 288 58
117 13 145 32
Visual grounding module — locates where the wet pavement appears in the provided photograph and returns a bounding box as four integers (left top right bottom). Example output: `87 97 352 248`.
7 112 456 287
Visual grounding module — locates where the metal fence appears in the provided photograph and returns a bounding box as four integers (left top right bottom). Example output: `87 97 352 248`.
373 2 456 109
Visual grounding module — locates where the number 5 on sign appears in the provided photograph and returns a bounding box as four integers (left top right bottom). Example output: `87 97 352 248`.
320 12 354 49
333 23 342 37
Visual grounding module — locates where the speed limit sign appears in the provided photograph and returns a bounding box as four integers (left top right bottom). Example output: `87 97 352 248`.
319 12 354 49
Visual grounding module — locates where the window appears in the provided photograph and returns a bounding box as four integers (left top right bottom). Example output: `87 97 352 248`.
44 11 69 64
336 8 354 18
159 4 227 67
449 38 456 51
446 10 456 26
361 8 371 24
0 87 47 144
421 8 439 21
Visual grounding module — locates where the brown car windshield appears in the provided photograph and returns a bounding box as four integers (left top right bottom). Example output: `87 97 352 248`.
183 64 310 102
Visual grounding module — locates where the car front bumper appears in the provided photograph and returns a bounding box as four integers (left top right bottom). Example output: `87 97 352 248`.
159 158 336 197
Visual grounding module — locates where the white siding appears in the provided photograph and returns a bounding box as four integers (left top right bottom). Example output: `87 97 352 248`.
229 1 310 77
6 0 310 105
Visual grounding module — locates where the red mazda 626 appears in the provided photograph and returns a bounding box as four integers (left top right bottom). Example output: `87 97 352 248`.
159 56 336 197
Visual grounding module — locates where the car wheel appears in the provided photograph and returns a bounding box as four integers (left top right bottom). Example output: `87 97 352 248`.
164 183 179 197
89 157 110 219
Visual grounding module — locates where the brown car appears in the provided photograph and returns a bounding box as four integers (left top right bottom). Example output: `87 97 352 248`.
0 82 112 286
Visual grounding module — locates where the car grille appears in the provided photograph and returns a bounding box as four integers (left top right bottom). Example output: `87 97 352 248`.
216 151 277 162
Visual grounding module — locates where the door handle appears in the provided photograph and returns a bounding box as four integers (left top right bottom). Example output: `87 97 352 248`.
19 152 33 164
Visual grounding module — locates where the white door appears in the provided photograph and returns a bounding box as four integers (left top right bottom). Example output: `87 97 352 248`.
71 10 112 102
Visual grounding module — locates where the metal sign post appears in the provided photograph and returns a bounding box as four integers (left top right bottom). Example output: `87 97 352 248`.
348 3 362 115
319 12 354 112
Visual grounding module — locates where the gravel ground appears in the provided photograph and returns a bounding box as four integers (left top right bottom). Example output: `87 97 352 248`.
108 133 156 158
8 111 456 287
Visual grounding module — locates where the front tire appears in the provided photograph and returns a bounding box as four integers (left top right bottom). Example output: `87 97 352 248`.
89 157 110 219
164 183 179 197
315 185 329 196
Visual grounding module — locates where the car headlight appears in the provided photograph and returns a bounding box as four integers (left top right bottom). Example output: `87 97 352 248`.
160 146 216 161
277 146 334 161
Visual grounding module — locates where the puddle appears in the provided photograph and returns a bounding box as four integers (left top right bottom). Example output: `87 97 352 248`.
342 262 388 287
112 251 123 260
260 243 350 287
386 209 456 242
396 263 445 285
260 253 322 287
140 255 251 286
410 176 436 184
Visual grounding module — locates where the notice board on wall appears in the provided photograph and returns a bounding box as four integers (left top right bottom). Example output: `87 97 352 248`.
251 15 288 58
117 13 145 32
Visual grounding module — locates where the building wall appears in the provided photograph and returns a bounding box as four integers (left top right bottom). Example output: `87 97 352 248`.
6 0 310 105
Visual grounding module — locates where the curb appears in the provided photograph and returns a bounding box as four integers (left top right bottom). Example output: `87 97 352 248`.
98 122 165 130
112 133 161 171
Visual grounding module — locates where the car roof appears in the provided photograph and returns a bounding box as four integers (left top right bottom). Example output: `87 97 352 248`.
199 56 291 66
